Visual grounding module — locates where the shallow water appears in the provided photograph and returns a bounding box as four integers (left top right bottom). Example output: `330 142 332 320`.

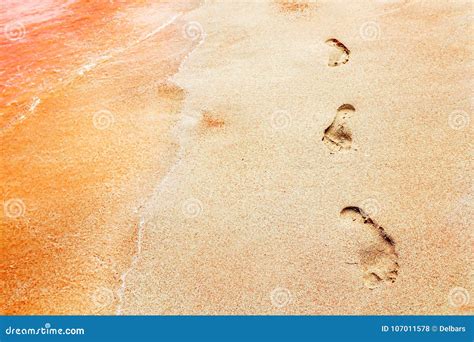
1 0 200 314
0 0 196 130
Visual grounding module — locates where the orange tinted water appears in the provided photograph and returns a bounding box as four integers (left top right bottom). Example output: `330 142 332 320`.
0 0 196 129
1 0 200 314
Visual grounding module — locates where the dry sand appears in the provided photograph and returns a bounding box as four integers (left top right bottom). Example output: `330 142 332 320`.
1 0 473 315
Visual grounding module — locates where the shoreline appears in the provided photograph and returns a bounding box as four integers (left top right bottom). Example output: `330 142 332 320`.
1 0 472 315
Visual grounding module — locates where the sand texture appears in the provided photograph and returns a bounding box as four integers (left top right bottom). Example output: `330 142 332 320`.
1 0 473 315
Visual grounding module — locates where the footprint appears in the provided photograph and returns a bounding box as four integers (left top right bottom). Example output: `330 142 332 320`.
322 104 355 152
276 0 312 13
325 38 350 67
202 110 225 128
340 206 399 289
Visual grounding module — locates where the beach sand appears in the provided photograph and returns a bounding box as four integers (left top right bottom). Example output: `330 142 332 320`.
1 0 472 314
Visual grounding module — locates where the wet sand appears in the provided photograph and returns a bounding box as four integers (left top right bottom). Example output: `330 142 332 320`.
1 0 472 314
1 0 200 314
